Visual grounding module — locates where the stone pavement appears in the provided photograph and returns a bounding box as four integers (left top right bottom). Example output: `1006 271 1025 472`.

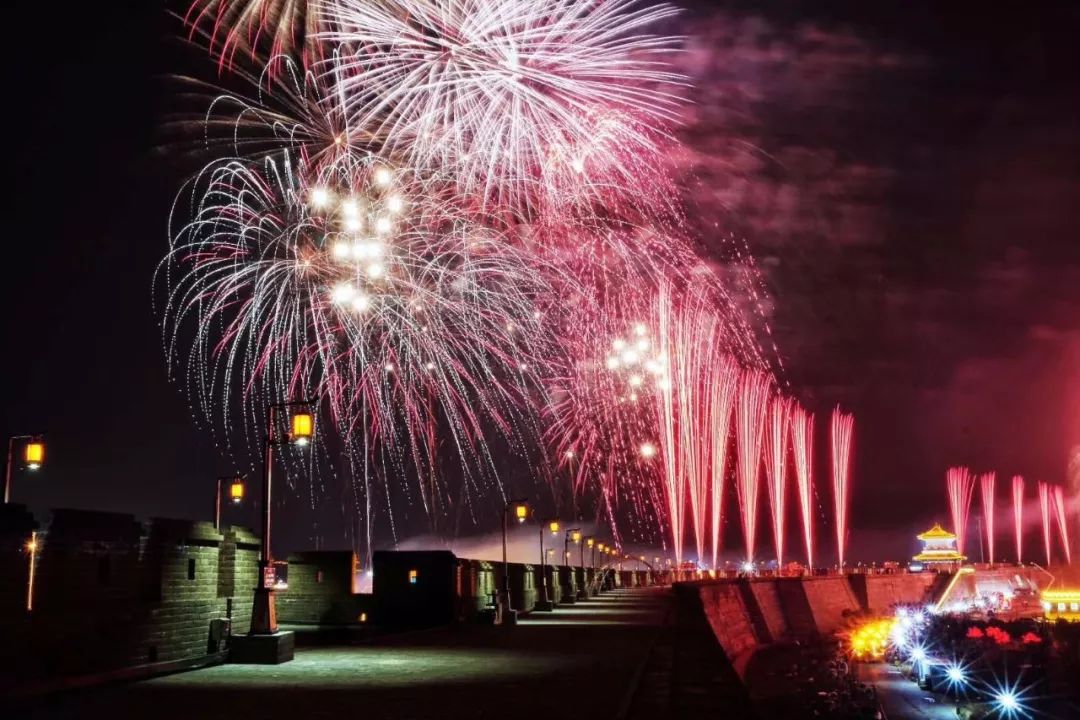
29 588 671 720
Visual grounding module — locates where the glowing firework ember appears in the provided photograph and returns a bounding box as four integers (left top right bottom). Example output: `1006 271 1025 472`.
1052 485 1072 564
1039 481 1052 565
764 397 792 567
791 406 815 569
735 371 770 564
830 407 854 569
319 0 686 216
1012 475 1024 563
979 471 996 564
946 467 975 558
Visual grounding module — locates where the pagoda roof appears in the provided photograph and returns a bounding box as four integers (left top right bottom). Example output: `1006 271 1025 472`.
917 523 957 541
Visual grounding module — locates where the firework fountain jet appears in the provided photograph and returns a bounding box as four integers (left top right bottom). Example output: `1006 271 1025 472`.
791 406 815 569
1052 485 1072 564
764 397 792 567
979 472 996 564
1039 481 1052 565
830 408 854 570
708 361 738 569
735 371 770 565
1012 475 1025 562
947 467 975 558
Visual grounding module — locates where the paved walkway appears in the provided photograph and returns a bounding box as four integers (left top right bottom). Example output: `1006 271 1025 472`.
31 588 669 720
858 663 958 720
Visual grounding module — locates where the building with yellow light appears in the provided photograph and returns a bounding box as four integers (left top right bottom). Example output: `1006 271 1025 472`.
1041 589 1080 621
912 524 965 566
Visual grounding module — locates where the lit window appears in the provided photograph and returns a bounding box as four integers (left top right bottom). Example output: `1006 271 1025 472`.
1058 602 1067 612
1071 603 1079 612
408 569 418 585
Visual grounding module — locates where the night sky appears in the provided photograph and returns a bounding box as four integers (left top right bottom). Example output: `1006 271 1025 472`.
2 1 1077 561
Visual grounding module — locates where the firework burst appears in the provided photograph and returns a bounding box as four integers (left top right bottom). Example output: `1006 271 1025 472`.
830 407 854 569
185 0 322 69
978 472 995 564
157 150 559 536
735 370 770 564
764 396 791 567
791 405 815 569
1011 475 1024 563
318 0 686 218
947 467 975 559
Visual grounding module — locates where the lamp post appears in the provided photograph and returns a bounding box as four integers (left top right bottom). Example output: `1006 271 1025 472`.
538 520 559 611
250 402 313 636
4 435 45 504
214 475 246 531
500 498 529 624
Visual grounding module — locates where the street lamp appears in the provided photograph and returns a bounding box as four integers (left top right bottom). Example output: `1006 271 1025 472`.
500 498 529 624
538 519 560 610
584 536 594 567
214 475 246 530
564 528 581 567
4 434 45 504
251 402 314 636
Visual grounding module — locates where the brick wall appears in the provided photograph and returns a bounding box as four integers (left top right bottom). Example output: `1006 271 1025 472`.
0 509 258 690
276 551 366 625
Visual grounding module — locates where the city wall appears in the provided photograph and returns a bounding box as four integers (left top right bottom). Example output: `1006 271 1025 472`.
1 506 655 694
685 572 949 673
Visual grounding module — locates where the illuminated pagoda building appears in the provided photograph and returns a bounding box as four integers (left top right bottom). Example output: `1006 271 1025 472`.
912 524 965 567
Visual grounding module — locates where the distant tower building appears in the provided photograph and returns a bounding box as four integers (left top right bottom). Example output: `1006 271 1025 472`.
912 523 965 567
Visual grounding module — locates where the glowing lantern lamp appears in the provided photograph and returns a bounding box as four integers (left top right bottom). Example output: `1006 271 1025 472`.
229 478 245 504
549 520 560 535
24 440 45 470
290 411 314 446
513 501 529 523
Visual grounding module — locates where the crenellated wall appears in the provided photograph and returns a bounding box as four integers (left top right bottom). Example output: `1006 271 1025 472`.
0 508 260 693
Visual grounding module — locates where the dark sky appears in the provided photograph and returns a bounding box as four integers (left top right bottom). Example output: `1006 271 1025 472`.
2 1 1078 562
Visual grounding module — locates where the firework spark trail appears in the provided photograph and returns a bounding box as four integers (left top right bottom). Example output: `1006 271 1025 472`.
764 397 792 567
829 407 854 570
708 359 738 568
790 406 815 569
979 471 996 564
655 290 684 564
1039 481 1052 565
1052 485 1072 564
946 467 975 558
185 0 322 70
1012 475 1024 563
318 0 686 217
735 370 770 564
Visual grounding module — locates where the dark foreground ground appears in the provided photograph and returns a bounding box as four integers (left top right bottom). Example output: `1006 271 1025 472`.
21 588 672 720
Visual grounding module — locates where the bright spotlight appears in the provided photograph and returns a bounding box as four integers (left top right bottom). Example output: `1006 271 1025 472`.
946 666 965 684
995 691 1018 711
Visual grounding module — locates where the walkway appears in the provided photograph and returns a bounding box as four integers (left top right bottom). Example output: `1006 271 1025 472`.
32 588 669 720
858 663 958 720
